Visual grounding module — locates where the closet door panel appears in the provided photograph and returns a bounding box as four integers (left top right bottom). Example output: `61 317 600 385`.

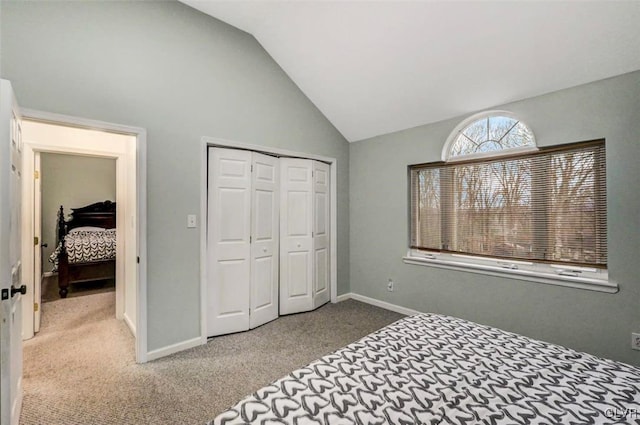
250 152 279 329
314 248 328 293
313 161 330 308
280 158 313 315
252 256 274 308
287 191 310 236
216 260 248 315
288 251 311 297
207 148 251 337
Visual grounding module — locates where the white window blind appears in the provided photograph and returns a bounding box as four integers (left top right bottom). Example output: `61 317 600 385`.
410 140 607 268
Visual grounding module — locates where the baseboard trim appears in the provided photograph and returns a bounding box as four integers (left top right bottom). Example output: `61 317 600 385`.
42 272 55 278
146 337 203 362
123 313 137 338
345 293 422 316
335 292 352 303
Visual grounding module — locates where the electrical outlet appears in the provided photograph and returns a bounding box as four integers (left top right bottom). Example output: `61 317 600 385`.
632 333 640 351
187 214 197 228
387 279 394 292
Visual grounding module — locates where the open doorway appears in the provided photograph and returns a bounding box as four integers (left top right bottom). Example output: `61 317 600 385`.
20 116 147 363
38 152 117 303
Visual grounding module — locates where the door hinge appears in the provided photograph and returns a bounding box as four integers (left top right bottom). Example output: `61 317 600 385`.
34 302 39 312
137 256 140 264
34 236 39 246
250 236 252 243
34 170 39 179
251 164 253 172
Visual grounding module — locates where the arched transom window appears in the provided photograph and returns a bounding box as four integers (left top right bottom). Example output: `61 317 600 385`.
445 112 536 160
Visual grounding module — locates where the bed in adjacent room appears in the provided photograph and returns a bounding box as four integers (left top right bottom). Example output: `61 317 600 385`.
209 313 640 424
49 200 117 298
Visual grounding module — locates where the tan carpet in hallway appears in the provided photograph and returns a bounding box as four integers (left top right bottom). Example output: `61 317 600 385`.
21 292 404 425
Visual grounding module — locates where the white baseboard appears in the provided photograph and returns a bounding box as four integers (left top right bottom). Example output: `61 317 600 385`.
335 292 352 303
42 272 55 278
123 313 137 338
337 292 421 316
146 337 203 362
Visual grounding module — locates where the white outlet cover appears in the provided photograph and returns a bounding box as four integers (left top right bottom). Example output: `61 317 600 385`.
632 333 640 350
187 214 197 228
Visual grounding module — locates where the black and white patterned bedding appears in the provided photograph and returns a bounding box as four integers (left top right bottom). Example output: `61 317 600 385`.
209 314 640 425
48 229 116 271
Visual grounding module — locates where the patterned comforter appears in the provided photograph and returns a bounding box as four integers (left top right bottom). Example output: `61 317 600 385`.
48 229 116 271
210 314 640 425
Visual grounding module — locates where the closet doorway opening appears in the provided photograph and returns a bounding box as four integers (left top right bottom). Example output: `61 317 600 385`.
21 113 148 363
200 138 338 341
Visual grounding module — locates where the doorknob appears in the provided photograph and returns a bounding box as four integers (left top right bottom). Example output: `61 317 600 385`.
41 243 48 248
11 285 26 297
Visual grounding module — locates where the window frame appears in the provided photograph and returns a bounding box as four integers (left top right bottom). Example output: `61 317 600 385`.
441 110 537 162
405 113 614 293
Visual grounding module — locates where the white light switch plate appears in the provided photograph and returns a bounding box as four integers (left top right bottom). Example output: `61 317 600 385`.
187 214 197 228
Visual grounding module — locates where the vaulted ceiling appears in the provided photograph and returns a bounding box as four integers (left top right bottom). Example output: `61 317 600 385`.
181 1 640 142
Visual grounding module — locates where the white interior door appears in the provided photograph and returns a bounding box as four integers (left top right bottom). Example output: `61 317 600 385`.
207 147 251 337
279 158 313 315
249 152 279 329
0 79 24 425
313 161 330 309
33 152 42 333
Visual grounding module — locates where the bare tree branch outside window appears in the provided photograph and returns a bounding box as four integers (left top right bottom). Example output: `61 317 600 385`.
410 115 606 268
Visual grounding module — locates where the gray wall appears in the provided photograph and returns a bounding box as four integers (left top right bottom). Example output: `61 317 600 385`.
350 71 640 365
1 1 350 351
40 153 116 272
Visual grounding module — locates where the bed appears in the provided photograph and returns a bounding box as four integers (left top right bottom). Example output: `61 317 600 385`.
48 200 116 298
209 313 640 424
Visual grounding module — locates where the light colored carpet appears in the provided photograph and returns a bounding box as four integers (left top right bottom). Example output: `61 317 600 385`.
21 292 404 425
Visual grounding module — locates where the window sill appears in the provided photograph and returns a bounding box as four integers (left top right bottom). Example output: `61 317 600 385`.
402 254 618 294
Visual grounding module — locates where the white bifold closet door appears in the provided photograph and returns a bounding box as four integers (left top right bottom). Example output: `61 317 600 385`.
249 153 280 329
207 148 279 337
280 158 330 315
312 161 330 308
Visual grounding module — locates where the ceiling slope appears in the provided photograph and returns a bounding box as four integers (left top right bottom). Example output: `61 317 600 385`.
182 1 640 142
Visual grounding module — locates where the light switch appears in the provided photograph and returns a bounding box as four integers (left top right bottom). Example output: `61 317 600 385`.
187 214 197 228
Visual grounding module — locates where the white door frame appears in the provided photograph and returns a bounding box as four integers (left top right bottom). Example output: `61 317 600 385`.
33 152 42 333
200 137 337 345
20 109 149 364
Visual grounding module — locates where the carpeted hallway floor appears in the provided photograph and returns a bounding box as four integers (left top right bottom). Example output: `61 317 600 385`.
21 292 404 425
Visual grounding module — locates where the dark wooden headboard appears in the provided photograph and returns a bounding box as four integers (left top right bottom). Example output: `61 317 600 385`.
57 200 116 242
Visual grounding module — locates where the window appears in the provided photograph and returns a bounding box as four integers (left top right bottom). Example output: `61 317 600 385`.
406 112 612 292
447 114 536 159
